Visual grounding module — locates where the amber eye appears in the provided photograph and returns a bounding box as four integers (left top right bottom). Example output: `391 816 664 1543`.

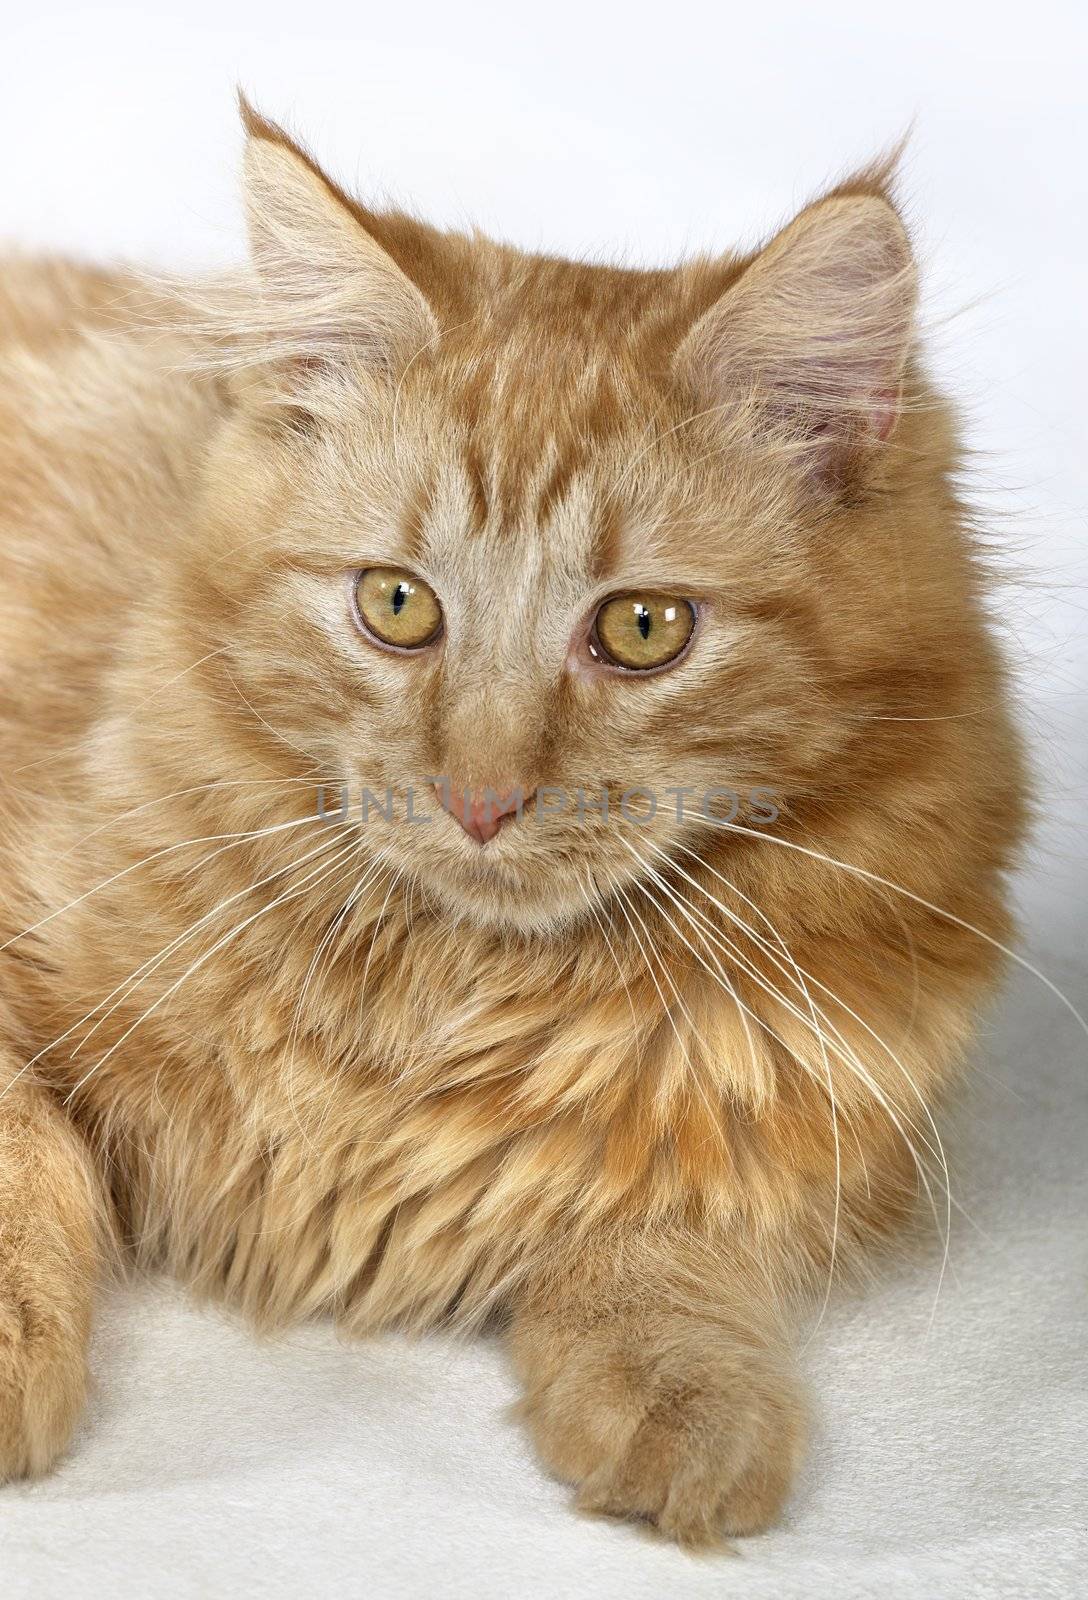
593 593 696 671
353 567 443 651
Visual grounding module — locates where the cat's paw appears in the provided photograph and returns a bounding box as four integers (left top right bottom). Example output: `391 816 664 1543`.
514 1323 806 1548
0 1273 88 1482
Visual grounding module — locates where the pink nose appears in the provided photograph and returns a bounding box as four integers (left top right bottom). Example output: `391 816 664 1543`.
437 783 530 845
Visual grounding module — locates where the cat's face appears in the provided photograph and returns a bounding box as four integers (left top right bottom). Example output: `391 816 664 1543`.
189 113 918 934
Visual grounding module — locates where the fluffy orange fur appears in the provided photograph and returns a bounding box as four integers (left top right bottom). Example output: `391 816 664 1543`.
0 107 1026 1545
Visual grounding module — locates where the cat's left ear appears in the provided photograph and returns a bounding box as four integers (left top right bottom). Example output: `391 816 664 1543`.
674 178 917 489
239 98 438 382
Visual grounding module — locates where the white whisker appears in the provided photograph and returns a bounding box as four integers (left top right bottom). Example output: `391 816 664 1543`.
0 827 352 1109
63 832 362 1106
1 813 323 953
622 834 845 1335
70 828 354 1059
648 834 953 1305
608 873 729 1150
578 871 645 1067
694 816 1088 1044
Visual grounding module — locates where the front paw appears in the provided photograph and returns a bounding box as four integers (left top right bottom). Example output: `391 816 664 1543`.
514 1321 806 1548
0 1276 89 1482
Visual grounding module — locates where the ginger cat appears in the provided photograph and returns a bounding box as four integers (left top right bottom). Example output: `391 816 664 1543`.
0 104 1025 1544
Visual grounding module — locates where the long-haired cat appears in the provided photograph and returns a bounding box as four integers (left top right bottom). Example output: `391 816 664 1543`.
0 102 1026 1545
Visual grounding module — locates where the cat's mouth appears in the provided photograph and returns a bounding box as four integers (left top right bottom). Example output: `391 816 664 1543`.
402 798 646 936
432 803 554 879
327 775 644 932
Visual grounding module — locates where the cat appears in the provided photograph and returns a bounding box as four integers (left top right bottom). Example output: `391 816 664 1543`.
0 100 1027 1546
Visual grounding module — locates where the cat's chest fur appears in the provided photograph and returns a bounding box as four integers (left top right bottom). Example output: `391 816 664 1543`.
64 884 751 1334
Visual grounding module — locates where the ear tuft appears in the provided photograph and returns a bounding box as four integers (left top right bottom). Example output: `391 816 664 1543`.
675 183 918 489
237 88 277 142
820 129 913 211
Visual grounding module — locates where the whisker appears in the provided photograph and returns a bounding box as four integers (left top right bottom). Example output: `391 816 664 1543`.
608 873 729 1150
622 834 845 1332
664 835 873 1192
0 827 353 1108
693 816 1088 1044
622 835 949 1255
646 835 953 1301
620 839 764 1095
63 832 362 1107
282 840 374 1148
70 828 355 1059
60 773 334 858
305 853 397 1149
1 813 324 953
577 870 645 1067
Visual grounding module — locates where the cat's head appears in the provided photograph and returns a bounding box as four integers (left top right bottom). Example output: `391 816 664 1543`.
186 104 947 935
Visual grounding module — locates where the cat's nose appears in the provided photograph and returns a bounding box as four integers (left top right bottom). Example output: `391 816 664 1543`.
436 783 531 845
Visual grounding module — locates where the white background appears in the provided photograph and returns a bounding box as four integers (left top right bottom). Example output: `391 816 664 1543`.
3 3 1086 1596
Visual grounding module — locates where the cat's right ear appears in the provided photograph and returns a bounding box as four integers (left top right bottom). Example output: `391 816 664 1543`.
238 96 438 383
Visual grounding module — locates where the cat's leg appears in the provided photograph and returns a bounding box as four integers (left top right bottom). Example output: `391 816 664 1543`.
509 1233 806 1548
0 1059 107 1481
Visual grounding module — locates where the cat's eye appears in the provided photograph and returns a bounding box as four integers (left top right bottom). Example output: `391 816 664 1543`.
592 593 697 672
352 567 443 651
